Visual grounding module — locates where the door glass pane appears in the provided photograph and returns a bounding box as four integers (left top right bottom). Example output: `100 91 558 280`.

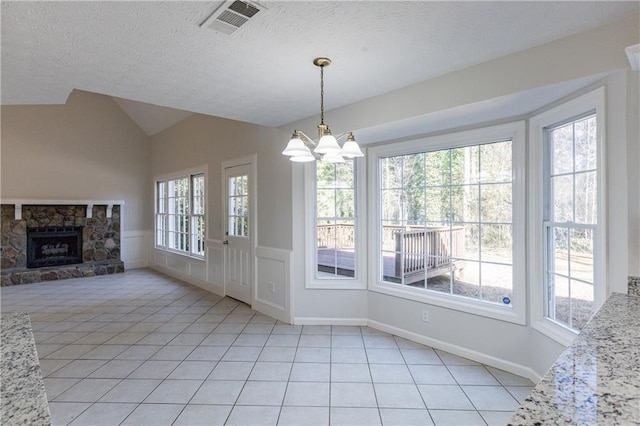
228 174 249 237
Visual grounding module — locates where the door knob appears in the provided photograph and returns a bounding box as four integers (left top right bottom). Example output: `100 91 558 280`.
222 240 229 245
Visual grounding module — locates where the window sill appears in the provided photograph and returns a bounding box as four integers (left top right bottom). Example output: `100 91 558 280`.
154 246 205 262
531 317 578 347
371 280 525 325
306 278 368 290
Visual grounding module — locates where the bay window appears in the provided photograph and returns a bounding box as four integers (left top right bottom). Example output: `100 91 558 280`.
368 122 526 323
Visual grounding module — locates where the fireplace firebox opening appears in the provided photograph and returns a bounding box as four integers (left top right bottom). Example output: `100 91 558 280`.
27 226 83 268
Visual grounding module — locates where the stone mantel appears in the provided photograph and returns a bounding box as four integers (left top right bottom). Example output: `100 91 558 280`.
0 199 124 220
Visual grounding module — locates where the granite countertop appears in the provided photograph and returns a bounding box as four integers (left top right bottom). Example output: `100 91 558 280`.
1 312 51 426
509 293 640 425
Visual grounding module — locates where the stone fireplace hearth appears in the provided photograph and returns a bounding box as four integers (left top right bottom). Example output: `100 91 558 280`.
1 202 124 286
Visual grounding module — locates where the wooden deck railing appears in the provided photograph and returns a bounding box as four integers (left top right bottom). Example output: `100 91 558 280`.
317 223 466 282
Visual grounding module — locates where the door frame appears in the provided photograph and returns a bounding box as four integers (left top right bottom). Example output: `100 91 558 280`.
221 154 257 305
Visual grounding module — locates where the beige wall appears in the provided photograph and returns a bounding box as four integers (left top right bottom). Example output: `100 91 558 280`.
149 113 291 250
0 90 151 231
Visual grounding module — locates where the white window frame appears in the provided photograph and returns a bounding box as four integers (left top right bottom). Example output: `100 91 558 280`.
154 166 207 260
305 158 367 289
529 87 606 346
367 122 526 324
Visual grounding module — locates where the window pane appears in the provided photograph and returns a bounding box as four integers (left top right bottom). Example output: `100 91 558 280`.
550 123 573 175
382 189 403 223
426 186 450 223
551 175 573 222
551 227 569 278
458 224 479 261
570 228 593 283
450 147 472 186
481 183 512 223
317 161 336 188
405 187 426 223
335 189 355 218
426 261 452 294
574 171 597 225
403 153 425 189
381 156 403 189
571 279 593 330
481 224 512 264
451 185 479 223
574 116 597 172
553 274 570 325
453 260 479 299
481 141 512 183
426 150 451 187
482 263 512 305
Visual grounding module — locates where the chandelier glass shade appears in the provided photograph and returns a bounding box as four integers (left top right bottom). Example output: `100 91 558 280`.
282 57 364 163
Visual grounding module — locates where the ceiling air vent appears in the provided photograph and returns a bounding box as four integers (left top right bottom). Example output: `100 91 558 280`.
201 0 265 35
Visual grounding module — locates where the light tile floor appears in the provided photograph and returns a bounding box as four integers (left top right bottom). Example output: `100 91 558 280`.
1 269 535 425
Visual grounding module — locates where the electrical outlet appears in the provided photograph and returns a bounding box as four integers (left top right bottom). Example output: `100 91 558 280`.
421 309 429 322
268 282 275 293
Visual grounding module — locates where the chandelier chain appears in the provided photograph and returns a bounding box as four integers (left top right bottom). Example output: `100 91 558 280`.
320 64 325 125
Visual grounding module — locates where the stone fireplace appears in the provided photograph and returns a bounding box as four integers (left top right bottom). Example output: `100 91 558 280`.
1 201 125 286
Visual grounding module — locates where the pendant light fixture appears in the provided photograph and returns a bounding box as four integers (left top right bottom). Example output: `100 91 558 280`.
282 57 364 163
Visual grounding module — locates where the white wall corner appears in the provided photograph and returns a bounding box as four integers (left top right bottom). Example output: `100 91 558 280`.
625 44 640 70
367 319 543 384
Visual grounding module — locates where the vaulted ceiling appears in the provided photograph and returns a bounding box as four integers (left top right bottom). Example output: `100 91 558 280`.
2 1 638 135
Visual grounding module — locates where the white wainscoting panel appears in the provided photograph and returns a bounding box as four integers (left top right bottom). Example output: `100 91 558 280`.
254 246 292 323
206 240 224 294
121 230 151 269
151 248 214 294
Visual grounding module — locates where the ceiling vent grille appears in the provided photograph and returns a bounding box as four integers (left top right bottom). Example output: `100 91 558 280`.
201 0 265 35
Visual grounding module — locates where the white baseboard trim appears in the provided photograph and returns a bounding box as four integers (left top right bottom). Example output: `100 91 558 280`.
293 317 368 326
125 260 148 269
367 319 542 383
150 264 223 298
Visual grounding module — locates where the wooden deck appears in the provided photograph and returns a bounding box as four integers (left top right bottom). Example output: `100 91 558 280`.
317 248 465 283
316 225 466 283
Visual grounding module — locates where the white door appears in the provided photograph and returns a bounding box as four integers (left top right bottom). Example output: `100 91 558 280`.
224 163 252 305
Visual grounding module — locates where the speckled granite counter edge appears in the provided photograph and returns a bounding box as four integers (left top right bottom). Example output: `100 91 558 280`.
508 293 640 425
629 275 640 296
1 312 51 426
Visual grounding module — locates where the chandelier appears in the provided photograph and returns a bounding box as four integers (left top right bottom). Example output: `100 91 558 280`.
282 57 364 163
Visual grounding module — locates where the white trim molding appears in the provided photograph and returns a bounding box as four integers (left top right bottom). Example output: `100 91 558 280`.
1 199 124 220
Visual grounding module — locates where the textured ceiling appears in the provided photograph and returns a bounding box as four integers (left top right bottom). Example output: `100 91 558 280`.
1 1 638 132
